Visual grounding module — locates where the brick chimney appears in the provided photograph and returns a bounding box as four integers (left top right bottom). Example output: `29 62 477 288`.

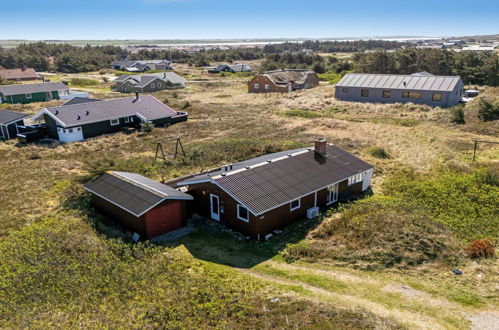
314 139 327 157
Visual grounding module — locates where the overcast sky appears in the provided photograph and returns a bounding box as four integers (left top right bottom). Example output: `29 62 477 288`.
1 0 498 40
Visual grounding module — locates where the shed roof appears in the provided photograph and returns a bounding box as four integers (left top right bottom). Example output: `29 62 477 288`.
336 73 462 92
0 110 28 125
61 97 100 106
0 82 68 96
34 94 179 127
0 68 40 80
84 171 192 217
178 145 373 216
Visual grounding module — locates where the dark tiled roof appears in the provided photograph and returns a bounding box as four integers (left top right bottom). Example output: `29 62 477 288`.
40 95 179 127
0 68 40 80
0 82 68 96
178 145 373 215
0 110 28 124
84 171 192 217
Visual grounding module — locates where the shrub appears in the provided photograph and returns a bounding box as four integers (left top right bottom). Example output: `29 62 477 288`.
366 146 390 159
102 77 109 83
282 109 323 119
182 101 191 109
140 122 154 134
451 106 465 124
69 78 99 86
465 239 495 259
477 98 499 122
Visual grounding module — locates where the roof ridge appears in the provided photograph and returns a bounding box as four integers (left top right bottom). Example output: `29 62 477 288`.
109 171 167 198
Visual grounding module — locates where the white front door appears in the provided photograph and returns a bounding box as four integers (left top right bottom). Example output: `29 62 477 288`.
327 183 339 204
210 194 220 221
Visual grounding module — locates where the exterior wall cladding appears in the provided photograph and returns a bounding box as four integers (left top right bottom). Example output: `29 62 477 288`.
43 113 187 140
1 91 60 104
90 195 186 239
335 82 464 108
185 179 363 240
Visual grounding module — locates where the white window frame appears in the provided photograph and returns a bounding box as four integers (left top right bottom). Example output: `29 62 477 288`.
26 93 32 99
57 127 63 133
327 183 339 205
264 84 270 90
254 83 259 89
150 83 156 88
348 173 363 186
290 198 301 211
124 117 130 123
68 128 74 133
157 82 162 88
110 118 120 126
237 204 249 222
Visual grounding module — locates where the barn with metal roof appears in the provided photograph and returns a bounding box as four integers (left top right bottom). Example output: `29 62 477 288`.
335 73 464 107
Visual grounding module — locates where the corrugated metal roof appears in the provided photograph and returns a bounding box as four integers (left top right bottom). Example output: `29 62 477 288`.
0 110 28 124
40 95 179 127
178 145 373 216
0 82 69 96
84 171 192 217
336 73 462 92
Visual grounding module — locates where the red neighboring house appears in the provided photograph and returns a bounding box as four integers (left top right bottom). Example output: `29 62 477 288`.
0 68 41 82
84 171 193 240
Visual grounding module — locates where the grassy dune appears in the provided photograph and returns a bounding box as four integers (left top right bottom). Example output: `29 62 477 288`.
0 69 497 328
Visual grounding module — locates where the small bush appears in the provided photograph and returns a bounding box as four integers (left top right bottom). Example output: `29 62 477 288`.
366 146 390 159
451 106 465 124
140 122 154 134
102 77 109 83
69 78 99 87
282 109 323 119
477 98 499 122
163 98 169 104
465 239 495 259
182 101 191 109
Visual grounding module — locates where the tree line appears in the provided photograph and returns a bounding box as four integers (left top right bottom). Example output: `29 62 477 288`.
0 42 497 86
352 49 498 86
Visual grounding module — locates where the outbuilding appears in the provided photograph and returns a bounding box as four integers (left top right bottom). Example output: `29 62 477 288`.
84 171 193 240
0 110 28 139
174 140 373 240
335 73 464 107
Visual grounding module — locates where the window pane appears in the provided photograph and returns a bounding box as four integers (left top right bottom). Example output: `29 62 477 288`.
361 89 369 97
382 90 391 98
432 93 442 101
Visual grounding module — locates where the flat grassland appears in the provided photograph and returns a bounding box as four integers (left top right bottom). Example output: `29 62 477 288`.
0 66 498 329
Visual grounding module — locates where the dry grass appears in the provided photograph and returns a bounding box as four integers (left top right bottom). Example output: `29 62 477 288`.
1 71 498 328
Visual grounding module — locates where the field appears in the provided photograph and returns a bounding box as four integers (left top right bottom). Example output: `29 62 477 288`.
0 65 498 328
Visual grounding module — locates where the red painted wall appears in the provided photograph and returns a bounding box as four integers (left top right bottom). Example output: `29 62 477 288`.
144 200 184 239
